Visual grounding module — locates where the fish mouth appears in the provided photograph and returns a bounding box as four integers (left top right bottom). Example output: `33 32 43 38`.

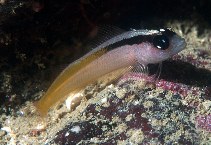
170 35 186 55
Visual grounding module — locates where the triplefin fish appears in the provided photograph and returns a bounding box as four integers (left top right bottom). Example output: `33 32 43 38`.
35 27 186 116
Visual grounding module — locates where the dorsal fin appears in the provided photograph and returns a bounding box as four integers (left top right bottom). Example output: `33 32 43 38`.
86 25 125 49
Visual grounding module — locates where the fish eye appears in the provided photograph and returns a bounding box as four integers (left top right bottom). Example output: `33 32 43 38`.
152 35 169 50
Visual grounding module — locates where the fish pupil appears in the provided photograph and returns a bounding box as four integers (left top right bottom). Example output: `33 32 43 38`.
152 35 169 50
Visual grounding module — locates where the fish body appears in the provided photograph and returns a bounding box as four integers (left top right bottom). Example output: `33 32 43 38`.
35 28 186 116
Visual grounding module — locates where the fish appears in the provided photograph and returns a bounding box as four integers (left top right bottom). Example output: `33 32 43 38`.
35 27 186 116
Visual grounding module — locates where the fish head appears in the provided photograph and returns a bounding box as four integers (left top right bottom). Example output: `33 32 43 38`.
138 28 186 64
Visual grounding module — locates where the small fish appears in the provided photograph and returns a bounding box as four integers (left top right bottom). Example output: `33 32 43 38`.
35 27 186 116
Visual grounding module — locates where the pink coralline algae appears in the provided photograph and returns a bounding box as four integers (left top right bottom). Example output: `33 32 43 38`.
119 72 201 99
196 115 211 132
172 53 210 68
156 79 201 99
156 79 188 96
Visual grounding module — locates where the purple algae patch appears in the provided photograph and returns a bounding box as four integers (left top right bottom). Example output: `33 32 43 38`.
53 121 103 145
196 115 211 132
